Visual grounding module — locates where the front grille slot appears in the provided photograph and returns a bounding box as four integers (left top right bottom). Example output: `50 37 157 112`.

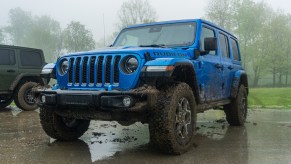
67 55 120 88
89 57 96 84
81 57 89 84
75 57 81 84
105 56 112 84
114 56 121 83
97 56 104 84
68 58 74 83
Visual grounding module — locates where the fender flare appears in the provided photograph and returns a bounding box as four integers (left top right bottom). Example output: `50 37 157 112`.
230 70 249 99
141 58 202 103
9 73 45 91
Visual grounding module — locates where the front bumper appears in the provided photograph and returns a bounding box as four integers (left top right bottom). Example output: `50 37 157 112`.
36 87 159 112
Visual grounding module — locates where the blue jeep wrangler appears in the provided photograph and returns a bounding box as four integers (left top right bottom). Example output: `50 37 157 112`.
37 19 248 154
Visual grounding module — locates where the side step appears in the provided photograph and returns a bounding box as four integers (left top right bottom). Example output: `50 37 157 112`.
197 99 231 113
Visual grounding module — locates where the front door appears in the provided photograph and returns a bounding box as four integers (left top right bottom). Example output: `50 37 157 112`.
196 25 223 102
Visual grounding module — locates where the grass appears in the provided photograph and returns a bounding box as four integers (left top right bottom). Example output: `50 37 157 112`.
248 88 291 109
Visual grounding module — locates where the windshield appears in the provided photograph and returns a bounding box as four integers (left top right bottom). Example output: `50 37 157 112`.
113 22 197 47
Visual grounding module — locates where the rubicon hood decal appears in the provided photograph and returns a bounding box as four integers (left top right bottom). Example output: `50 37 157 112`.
153 52 187 57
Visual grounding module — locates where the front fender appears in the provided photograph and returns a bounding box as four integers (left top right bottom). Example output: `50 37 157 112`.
41 63 56 79
141 58 194 78
140 58 201 104
230 70 248 98
9 73 45 90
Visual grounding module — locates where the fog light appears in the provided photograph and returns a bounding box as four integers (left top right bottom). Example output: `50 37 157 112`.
123 97 132 107
41 95 46 103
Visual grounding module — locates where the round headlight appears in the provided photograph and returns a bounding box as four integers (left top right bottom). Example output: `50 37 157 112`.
59 59 68 75
124 57 138 73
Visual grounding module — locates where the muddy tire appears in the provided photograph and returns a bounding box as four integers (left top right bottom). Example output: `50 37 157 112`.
14 82 38 111
149 82 196 154
0 96 13 109
224 85 248 126
40 106 90 141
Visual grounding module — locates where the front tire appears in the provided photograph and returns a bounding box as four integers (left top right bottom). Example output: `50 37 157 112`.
149 82 197 154
14 82 38 111
40 106 90 141
224 85 248 126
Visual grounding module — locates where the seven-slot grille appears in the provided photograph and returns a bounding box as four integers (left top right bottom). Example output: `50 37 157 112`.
67 55 121 87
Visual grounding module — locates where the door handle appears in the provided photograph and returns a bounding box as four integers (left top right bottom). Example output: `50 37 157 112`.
215 63 223 70
7 69 15 73
228 65 234 70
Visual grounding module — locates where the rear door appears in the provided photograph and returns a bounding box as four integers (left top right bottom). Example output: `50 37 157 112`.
0 48 18 91
220 33 239 98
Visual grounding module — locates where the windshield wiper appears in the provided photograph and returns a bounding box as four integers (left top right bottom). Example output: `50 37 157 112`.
139 44 167 48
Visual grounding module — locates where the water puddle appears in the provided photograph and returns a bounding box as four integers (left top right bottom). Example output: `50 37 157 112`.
49 121 149 162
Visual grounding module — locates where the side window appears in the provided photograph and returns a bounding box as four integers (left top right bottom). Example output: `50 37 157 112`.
20 51 42 67
9 50 16 65
219 33 230 58
200 26 216 55
230 38 240 61
0 49 15 65
0 49 10 65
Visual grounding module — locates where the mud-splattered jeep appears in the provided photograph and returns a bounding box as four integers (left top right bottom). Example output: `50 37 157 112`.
37 19 248 154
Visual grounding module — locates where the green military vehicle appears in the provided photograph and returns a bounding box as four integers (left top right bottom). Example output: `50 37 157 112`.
0 45 46 111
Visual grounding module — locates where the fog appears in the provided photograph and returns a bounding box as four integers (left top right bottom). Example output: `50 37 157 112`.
0 0 289 41
0 0 206 41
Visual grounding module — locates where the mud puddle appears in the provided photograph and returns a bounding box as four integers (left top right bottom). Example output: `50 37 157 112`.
1 108 291 163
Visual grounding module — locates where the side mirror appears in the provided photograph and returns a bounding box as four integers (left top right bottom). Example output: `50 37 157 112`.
204 37 217 51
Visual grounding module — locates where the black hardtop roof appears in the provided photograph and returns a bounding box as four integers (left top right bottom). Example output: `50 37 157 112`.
0 44 43 52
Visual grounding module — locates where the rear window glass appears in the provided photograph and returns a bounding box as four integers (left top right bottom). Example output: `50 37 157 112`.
231 38 240 61
20 51 42 67
219 33 230 58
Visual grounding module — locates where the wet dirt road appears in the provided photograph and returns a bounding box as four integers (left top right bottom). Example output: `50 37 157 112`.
0 107 291 164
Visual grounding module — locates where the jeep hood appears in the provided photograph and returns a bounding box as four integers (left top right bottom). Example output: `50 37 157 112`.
62 46 192 59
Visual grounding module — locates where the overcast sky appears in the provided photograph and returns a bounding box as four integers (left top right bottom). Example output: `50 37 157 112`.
0 0 291 42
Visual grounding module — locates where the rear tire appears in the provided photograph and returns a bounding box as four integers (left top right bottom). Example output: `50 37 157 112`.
224 85 248 126
149 82 197 154
40 106 90 141
14 82 38 111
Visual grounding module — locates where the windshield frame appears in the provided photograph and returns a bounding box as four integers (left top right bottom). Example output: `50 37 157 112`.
112 21 197 48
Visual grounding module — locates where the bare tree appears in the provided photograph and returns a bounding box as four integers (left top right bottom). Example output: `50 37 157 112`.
117 0 157 30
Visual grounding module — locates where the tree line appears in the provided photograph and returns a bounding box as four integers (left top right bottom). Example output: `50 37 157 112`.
0 8 95 62
0 0 157 63
206 0 291 88
1 0 289 88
